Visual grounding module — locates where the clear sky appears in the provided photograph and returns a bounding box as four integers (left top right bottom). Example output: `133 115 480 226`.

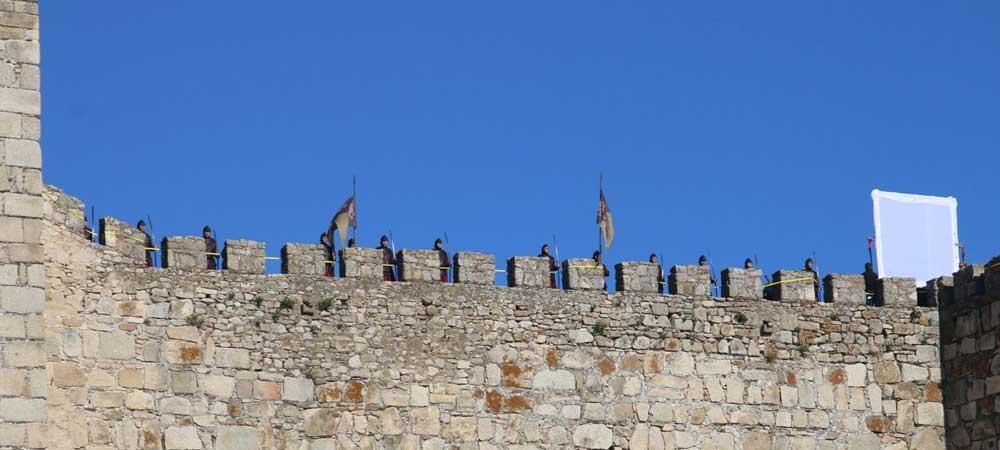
41 2 999 282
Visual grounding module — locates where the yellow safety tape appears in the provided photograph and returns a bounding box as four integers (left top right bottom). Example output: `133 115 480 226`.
762 277 815 289
206 252 221 256
144 247 160 251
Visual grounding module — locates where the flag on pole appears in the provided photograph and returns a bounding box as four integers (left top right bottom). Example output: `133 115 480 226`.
597 188 614 249
330 195 357 243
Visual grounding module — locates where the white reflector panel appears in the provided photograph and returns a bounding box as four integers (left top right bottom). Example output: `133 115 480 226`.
872 189 958 287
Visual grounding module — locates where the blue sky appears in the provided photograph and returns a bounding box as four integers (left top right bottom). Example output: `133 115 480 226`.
41 2 999 281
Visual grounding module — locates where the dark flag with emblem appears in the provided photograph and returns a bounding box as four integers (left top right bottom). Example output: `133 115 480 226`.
330 195 357 244
597 187 614 249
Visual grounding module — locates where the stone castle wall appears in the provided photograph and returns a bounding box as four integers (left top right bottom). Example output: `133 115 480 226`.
36 188 947 450
0 2 47 449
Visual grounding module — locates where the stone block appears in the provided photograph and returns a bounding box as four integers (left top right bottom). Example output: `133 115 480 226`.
222 239 265 274
562 258 606 291
615 262 661 293
721 268 762 299
572 424 612 449
0 285 43 313
162 236 210 270
41 185 86 235
925 276 953 307
453 252 494 285
215 348 251 369
823 274 865 304
3 341 43 367
954 264 985 301
283 377 315 402
97 332 135 360
506 257 550 288
281 243 328 275
669 265 711 296
164 426 202 449
216 426 260 450
398 249 445 282
0 398 44 423
773 270 816 302
877 277 916 307
339 247 383 280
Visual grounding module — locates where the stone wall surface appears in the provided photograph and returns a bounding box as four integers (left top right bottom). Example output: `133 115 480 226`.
339 247 382 280
615 262 660 294
506 257 549 288
668 265 711 297
34 198 950 450
721 268 762 300
222 239 265 274
774 271 817 303
0 3 46 448
824 274 865 305
562 258 606 291
99 216 147 264
162 236 208 271
939 287 1000 449
453 252 495 286
281 244 327 276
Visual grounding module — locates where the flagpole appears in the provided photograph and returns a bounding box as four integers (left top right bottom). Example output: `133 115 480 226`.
598 173 604 256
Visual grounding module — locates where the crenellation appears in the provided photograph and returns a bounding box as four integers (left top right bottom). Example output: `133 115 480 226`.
221 239 265 274
506 256 549 288
41 185 85 236
773 270 816 303
614 262 660 293
562 258 606 291
339 247 382 279
823 274 865 304
953 264 984 301
669 264 711 296
925 276 953 307
721 267 762 300
99 216 146 264
452 251 494 285
280 243 327 276
984 263 1000 299
397 249 443 282
161 236 208 270
876 277 917 306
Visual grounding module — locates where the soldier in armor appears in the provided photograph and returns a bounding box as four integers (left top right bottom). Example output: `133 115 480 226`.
203 226 218 270
435 238 451 283
540 244 559 288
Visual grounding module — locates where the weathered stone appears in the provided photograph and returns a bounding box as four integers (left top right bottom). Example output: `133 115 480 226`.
616 262 661 293
877 277 916 307
669 265 711 296
398 249 445 283
453 252 494 285
164 426 201 449
215 426 259 450
824 274 865 304
281 243 328 276
773 270 816 302
572 424 612 449
563 258 607 291
283 377 315 402
532 370 575 390
506 256 551 288
722 267 762 300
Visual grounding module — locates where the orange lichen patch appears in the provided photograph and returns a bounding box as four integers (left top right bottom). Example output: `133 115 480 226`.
180 346 202 363
119 322 138 332
228 399 240 417
545 349 559 368
486 389 503 413
821 320 840 332
798 330 817 345
473 388 484 399
597 357 616 376
502 363 523 387
143 430 158 447
865 415 890 433
785 371 797 386
643 354 662 374
763 344 779 362
505 395 531 412
664 339 680 351
316 384 341 402
926 383 943 402
621 355 641 372
345 381 364 403
827 368 846 385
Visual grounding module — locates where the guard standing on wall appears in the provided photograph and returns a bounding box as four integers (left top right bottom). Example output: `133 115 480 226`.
377 235 396 281
435 238 451 283
650 253 665 294
805 258 820 300
347 238 356 248
137 220 154 268
699 255 717 288
863 262 878 305
320 232 335 277
593 250 610 291
203 226 218 270
540 244 559 289
744 258 754 269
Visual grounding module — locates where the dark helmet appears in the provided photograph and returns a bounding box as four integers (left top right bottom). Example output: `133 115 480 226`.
203 225 212 234
434 238 443 247
744 258 753 267
137 220 146 228
699 255 708 264
592 250 602 260
380 235 389 243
